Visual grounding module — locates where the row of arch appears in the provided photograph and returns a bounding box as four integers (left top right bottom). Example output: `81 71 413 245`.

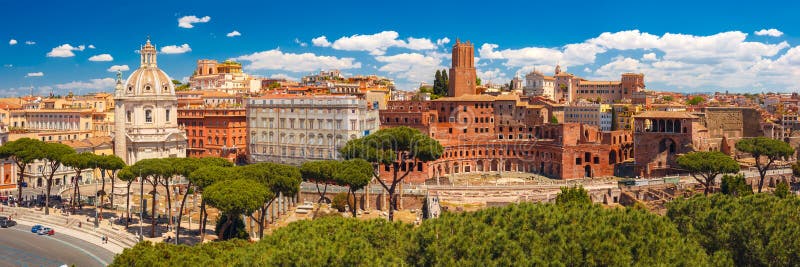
431 159 562 177
251 131 358 145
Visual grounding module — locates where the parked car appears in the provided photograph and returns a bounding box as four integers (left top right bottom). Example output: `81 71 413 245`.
31 224 42 233
0 216 15 228
37 227 54 236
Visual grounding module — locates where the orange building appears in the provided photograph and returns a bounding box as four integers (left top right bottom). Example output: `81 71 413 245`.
448 39 477 98
379 94 632 182
178 107 248 164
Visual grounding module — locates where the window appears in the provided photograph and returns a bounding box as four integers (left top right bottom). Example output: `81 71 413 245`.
126 111 131 122
165 109 170 122
145 110 153 123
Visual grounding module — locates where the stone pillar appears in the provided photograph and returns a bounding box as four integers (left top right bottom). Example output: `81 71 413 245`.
270 199 275 223
279 193 285 214
364 183 370 211
399 183 404 210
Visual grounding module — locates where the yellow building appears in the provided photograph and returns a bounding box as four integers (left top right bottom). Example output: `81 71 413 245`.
611 103 644 130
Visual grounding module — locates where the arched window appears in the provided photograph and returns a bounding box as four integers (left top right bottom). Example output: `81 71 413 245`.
145 110 153 123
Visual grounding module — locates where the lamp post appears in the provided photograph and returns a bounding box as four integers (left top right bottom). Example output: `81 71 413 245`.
94 161 99 230
138 169 143 241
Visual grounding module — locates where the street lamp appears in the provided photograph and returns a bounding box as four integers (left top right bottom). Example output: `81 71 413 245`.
139 169 144 241
94 161 99 230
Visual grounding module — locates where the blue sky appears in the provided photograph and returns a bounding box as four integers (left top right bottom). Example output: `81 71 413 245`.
1 0 800 97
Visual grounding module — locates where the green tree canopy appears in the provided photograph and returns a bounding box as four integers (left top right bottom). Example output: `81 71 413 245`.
204 179 272 240
687 96 705 105
300 160 341 203
667 194 800 266
555 186 592 205
340 126 443 221
735 137 795 192
720 174 752 197
676 151 740 195
334 159 374 217
114 202 718 266
39 143 75 214
0 138 46 199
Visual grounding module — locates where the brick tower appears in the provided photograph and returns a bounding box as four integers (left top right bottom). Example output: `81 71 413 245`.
448 39 477 97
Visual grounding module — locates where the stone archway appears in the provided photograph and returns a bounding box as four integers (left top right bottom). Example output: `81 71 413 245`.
584 165 592 178
476 160 484 172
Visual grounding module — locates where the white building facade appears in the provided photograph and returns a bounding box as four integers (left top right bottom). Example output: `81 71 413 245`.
113 39 187 164
524 70 555 100
247 95 379 165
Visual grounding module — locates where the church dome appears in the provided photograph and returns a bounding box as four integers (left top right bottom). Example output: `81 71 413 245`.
123 38 175 96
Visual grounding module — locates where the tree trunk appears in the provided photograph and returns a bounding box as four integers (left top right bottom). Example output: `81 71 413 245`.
44 178 52 215
315 183 329 203
162 179 172 228
100 171 106 221
175 183 193 244
109 170 116 215
349 188 358 218
387 188 396 221
199 198 206 242
71 175 80 212
125 182 132 229
218 215 233 240
150 181 157 238
258 206 267 239
76 175 83 210
16 163 25 202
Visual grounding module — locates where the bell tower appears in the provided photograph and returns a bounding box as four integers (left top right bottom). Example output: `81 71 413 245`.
448 39 477 97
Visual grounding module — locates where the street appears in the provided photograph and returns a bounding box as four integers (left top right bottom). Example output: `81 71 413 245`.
0 223 115 267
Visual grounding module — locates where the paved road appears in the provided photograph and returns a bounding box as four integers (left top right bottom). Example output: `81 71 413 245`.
0 223 115 267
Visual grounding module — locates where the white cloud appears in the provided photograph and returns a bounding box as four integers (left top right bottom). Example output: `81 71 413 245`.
436 37 451 46
375 52 444 83
3 64 11 68
312 36 331 47
160 44 192 54
54 78 116 90
226 30 241 37
477 68 508 84
294 38 307 47
9 39 17 45
755 28 783 37
233 49 361 72
404 37 437 50
25 41 35 45
88 44 95 49
328 31 436 55
642 52 658 61
25 72 44 77
474 29 800 91
478 43 504 59
269 73 296 80
178 15 211 28
46 44 85 57
107 65 130 72
88 54 113 62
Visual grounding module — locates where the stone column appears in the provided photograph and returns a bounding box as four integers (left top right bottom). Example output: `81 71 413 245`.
364 183 370 211
399 183 404 210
